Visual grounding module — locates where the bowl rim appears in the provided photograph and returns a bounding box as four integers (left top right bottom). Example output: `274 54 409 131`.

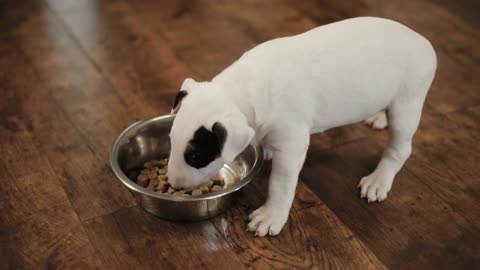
110 114 264 202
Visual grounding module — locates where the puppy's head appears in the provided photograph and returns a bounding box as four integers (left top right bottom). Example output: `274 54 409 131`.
167 78 255 189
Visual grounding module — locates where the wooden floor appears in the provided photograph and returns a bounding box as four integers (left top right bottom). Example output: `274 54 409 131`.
1 0 479 269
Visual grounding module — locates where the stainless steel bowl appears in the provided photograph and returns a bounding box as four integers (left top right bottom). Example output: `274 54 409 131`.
110 114 263 221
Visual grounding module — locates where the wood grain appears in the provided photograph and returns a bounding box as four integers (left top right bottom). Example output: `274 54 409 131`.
83 213 145 270
47 0 192 119
0 122 102 268
404 106 480 227
4 0 139 221
112 206 248 270
0 12 105 265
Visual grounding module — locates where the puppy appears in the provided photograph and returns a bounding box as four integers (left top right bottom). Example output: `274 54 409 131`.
167 17 436 237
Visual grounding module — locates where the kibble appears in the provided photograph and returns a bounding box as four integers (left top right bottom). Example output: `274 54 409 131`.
144 161 154 168
147 179 159 191
148 171 157 180
191 189 203 196
200 185 210 194
159 159 168 166
212 177 225 186
157 180 169 192
134 158 238 196
211 185 223 192
137 173 149 187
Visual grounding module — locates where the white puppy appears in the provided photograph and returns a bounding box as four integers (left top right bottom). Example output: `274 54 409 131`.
167 17 436 237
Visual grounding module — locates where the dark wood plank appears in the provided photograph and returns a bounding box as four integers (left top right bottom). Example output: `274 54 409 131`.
83 213 145 270
431 0 480 28
0 203 103 269
286 0 367 23
69 255 105 270
112 206 248 270
403 106 480 227
46 0 193 119
3 0 138 221
213 207 387 270
301 138 480 269
0 15 105 264
123 0 256 80
0 121 69 227
0 124 102 269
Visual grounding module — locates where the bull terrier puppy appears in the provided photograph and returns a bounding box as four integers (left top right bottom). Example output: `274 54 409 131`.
167 17 437 237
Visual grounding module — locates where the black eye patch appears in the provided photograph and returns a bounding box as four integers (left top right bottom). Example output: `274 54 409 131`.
184 126 221 169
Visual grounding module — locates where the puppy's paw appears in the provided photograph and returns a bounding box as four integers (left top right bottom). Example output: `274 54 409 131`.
358 170 393 203
247 204 288 237
365 111 388 129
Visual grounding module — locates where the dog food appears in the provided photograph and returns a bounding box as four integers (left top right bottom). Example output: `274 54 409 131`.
135 158 233 196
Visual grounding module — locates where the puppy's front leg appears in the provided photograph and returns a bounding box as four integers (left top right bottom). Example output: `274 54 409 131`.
247 131 309 237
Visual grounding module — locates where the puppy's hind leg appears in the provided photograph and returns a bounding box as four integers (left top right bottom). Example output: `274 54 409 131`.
359 96 426 203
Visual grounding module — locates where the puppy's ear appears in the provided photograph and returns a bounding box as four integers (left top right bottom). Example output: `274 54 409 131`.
171 90 188 114
181 78 196 89
211 114 255 163
171 78 196 114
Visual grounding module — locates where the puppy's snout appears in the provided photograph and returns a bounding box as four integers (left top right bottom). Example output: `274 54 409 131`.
167 160 183 188
166 157 205 189
168 176 185 189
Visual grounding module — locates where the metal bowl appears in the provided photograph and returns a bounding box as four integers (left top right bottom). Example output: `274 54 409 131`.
110 114 263 221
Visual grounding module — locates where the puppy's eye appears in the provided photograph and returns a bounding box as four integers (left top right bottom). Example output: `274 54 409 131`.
184 126 219 169
192 151 201 160
185 151 199 162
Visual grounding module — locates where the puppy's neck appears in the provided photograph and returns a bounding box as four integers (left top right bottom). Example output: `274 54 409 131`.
207 80 257 133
